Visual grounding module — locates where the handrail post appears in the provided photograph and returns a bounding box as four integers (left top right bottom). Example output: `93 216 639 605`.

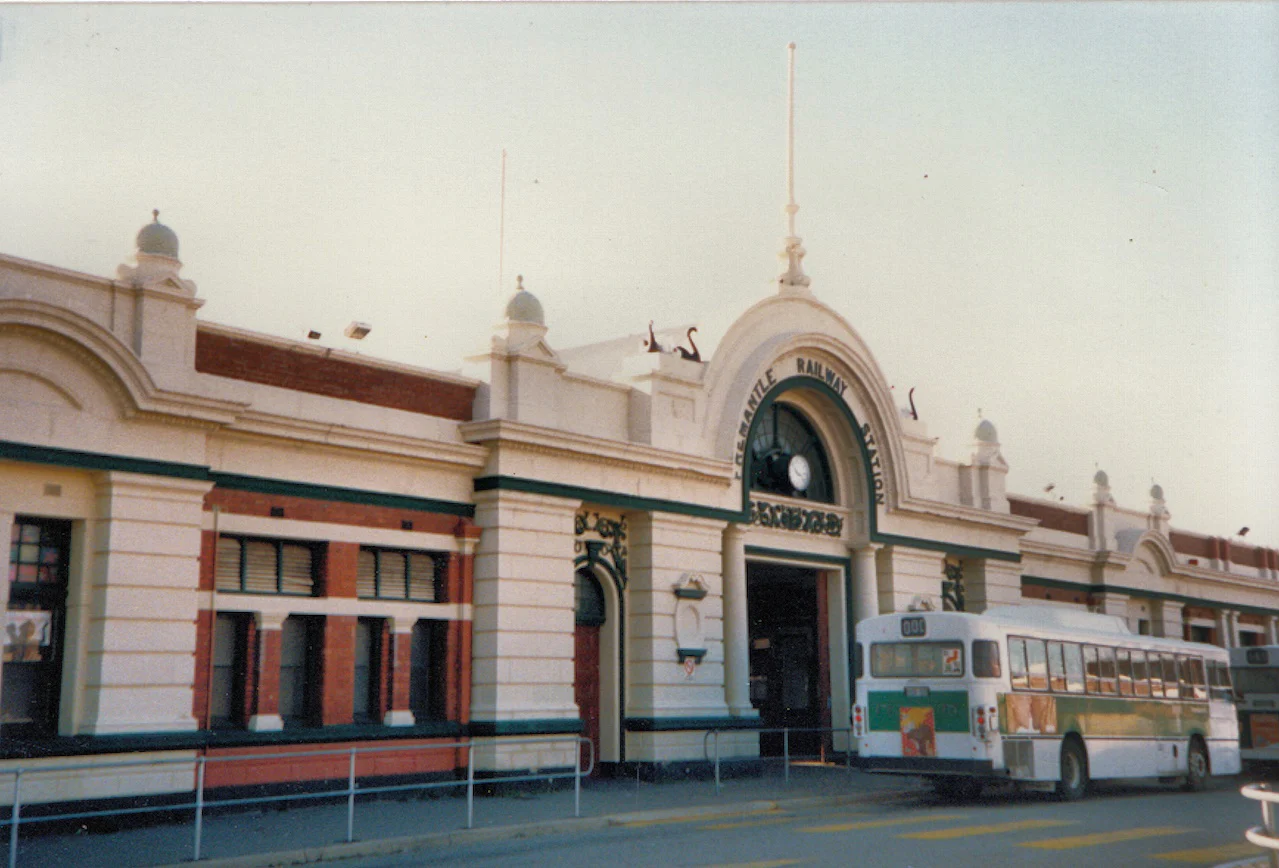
783 728 790 786
466 742 475 830
574 738 582 819
8 769 21 868
346 748 357 843
714 731 721 795
1266 791 1279 868
193 757 206 862
845 728 852 772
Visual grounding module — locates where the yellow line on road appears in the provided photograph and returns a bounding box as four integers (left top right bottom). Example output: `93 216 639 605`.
701 816 803 831
700 861 807 868
900 819 1073 840
801 812 968 833
1019 825 1193 850
618 808 779 828
1152 842 1263 864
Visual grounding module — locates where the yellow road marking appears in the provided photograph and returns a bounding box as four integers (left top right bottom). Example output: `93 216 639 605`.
1020 825 1193 850
1153 842 1263 864
701 816 802 831
700 861 806 868
618 808 778 828
901 818 1073 840
802 812 968 833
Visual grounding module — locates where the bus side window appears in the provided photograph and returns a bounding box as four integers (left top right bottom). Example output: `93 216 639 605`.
1161 654 1180 699
1083 645 1101 694
1149 652 1165 697
1209 660 1233 701
1098 647 1118 695
1026 639 1049 691
1046 641 1067 692
1179 655 1200 700
1188 657 1208 701
1131 650 1151 697
973 640 1001 678
1115 649 1134 696
1063 642 1085 693
1008 637 1029 690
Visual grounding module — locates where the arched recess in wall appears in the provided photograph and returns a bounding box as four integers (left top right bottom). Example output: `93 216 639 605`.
572 545 625 767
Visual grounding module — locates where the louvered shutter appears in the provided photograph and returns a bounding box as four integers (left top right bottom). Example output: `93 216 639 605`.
357 549 378 598
215 537 243 591
378 552 407 599
279 544 314 595
244 541 278 593
407 553 437 601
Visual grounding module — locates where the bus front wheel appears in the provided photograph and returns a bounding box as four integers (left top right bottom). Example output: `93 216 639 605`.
1184 739 1209 792
1056 739 1088 801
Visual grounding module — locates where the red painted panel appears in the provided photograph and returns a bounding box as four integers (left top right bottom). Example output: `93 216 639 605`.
574 624 601 772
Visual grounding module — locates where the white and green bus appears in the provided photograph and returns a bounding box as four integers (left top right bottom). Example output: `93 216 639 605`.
1230 645 1279 768
853 606 1239 800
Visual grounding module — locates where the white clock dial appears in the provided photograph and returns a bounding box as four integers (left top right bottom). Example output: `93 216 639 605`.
787 454 812 492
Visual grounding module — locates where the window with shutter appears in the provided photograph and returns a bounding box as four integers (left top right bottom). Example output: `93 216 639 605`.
279 544 314 595
357 549 378 598
407 553 437 602
244 541 278 593
215 537 243 591
379 552 407 599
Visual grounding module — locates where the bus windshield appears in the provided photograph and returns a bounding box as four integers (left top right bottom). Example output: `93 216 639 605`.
1235 667 1279 695
870 642 964 678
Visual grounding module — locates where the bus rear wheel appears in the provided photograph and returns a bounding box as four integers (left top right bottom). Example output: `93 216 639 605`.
1184 739 1209 792
1056 739 1088 801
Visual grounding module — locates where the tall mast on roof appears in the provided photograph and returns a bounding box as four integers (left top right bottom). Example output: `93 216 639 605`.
778 42 811 294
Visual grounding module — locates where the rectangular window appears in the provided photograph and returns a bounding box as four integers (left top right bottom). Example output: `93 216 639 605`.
1098 647 1118 695
280 616 319 726
869 642 965 678
972 640 1001 679
210 613 248 728
1209 660 1234 701
1063 643 1085 694
353 618 381 723
1025 639 1049 691
1008 638 1029 689
357 548 441 601
1083 645 1101 694
1149 652 1165 697
216 536 316 596
1046 641 1067 692
410 620 447 722
1178 655 1197 700
1131 650 1151 697
1116 649 1134 696
1161 654 1180 699
3 518 71 737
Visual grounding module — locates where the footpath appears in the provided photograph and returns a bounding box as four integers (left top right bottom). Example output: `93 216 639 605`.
13 764 924 868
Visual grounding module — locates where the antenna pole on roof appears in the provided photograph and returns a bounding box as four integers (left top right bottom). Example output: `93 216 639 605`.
498 148 507 294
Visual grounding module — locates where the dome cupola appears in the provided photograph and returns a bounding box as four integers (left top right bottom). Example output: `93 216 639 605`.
136 210 179 259
503 275 544 325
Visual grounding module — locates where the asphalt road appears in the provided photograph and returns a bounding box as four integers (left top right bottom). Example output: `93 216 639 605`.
341 777 1263 868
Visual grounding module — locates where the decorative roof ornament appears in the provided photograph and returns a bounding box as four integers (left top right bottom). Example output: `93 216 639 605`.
136 209 180 260
503 274 545 325
777 42 811 295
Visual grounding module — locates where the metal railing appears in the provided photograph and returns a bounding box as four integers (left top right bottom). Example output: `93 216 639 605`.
0 735 593 868
704 726 855 794
1242 783 1279 868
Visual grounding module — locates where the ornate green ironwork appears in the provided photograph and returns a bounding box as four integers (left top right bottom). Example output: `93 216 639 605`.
749 499 843 538
942 562 966 612
574 511 628 587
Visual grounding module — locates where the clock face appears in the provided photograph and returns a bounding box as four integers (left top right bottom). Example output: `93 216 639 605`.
787 454 812 492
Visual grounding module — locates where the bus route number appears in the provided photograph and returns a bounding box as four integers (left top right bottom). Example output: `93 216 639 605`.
900 616 927 638
1248 648 1270 666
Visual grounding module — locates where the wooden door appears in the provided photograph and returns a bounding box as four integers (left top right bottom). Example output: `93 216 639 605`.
574 623 601 773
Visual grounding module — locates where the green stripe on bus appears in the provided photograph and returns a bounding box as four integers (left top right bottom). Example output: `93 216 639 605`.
867 691 970 733
997 693 1211 738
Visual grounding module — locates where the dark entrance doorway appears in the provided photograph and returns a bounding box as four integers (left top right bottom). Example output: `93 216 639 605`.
574 569 606 773
747 563 827 756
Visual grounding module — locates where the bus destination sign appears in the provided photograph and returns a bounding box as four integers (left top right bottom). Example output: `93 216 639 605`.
900 616 927 638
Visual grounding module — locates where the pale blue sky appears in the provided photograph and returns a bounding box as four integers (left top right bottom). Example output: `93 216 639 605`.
1 3 1275 546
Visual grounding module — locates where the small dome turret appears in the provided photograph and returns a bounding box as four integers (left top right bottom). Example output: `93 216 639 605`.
136 210 179 259
1150 483 1164 501
1094 468 1109 487
975 418 998 443
503 275 544 325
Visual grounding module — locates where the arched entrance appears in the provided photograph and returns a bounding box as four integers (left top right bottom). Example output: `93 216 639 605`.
574 568 606 772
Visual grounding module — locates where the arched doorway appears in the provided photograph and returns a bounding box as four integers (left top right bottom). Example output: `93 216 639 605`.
574 568 606 772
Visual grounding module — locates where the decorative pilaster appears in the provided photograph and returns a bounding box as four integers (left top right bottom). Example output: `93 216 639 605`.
383 618 415 727
721 523 752 716
0 510 13 714
876 546 946 614
248 611 286 731
1152 600 1185 641
851 543 881 625
963 559 1022 613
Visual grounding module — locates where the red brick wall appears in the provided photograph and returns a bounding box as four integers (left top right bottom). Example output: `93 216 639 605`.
1170 532 1215 559
321 542 359 598
446 620 472 724
1021 583 1090 606
254 627 282 718
193 610 213 725
1008 497 1089 535
320 616 357 726
204 488 477 539
387 627 412 714
195 328 475 421
202 738 460 788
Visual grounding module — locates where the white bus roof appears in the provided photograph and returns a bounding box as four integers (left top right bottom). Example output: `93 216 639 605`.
980 605 1131 636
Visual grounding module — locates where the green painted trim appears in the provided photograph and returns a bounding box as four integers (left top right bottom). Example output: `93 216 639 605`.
0 439 208 480
474 475 740 522
210 472 474 517
677 647 708 663
0 439 474 518
624 716 762 732
467 719 584 737
876 532 1021 563
745 545 851 567
867 690 970 733
1021 575 1279 619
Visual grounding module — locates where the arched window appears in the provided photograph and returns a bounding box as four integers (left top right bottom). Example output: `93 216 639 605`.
575 570 606 627
749 403 834 503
